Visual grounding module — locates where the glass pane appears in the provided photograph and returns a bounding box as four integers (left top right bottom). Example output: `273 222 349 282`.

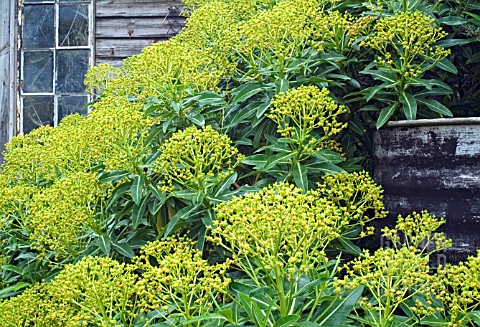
56 50 90 93
57 96 89 123
23 96 54 134
23 51 54 93
23 5 55 49
59 0 89 2
58 4 89 47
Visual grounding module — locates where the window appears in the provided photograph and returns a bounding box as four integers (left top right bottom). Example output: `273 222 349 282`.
20 0 94 134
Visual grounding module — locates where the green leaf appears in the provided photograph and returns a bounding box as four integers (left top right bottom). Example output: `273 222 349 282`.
187 113 205 126
243 154 270 168
231 82 265 103
185 313 228 324
317 286 364 327
265 152 296 169
0 282 30 298
106 182 132 209
293 162 308 191
358 105 379 112
399 92 417 120
197 90 225 104
313 149 344 164
111 242 135 258
296 322 321 327
98 170 130 184
416 98 452 117
306 162 344 175
97 234 111 256
436 38 472 47
2 264 24 275
130 176 145 205
213 172 238 198
256 101 271 118
292 279 324 298
147 184 166 203
360 68 396 83
376 103 399 129
132 195 149 228
318 52 346 62
468 311 480 325
437 16 469 25
273 315 300 327
365 83 396 102
419 317 449 326
338 238 361 255
225 101 262 128
276 79 290 94
164 205 198 238
435 58 458 74
414 88 453 97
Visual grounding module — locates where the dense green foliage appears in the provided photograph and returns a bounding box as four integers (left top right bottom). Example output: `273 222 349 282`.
0 0 479 325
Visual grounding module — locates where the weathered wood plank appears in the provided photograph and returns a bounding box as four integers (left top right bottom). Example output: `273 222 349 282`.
95 17 185 38
95 57 127 68
96 38 168 58
0 0 12 162
96 0 183 17
373 121 480 263
0 1 10 51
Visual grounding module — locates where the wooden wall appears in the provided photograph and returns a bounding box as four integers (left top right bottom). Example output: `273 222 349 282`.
95 0 185 67
0 1 16 162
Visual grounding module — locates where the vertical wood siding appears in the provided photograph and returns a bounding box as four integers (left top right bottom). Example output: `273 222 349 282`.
0 1 16 162
95 0 185 67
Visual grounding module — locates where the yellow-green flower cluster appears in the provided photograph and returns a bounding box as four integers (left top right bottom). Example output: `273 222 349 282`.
0 283 77 327
176 2 238 78
156 125 244 190
317 171 387 238
27 172 100 258
0 256 137 326
0 239 230 325
268 86 348 154
84 63 119 95
431 251 480 325
336 245 436 321
235 0 321 65
49 256 138 326
0 101 152 262
113 37 229 103
362 11 450 77
210 183 345 277
310 11 375 52
182 0 279 20
133 238 231 320
382 211 452 254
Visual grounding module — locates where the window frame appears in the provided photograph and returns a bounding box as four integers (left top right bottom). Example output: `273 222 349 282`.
18 0 95 134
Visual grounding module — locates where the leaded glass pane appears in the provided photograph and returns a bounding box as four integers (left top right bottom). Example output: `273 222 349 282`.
23 5 55 49
56 49 90 93
23 96 54 133
23 51 54 93
57 96 89 123
58 4 89 47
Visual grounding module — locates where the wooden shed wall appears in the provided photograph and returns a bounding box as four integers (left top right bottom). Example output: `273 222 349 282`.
95 0 185 67
0 1 16 162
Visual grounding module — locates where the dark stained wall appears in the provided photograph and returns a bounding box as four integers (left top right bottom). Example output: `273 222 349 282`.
95 0 185 67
